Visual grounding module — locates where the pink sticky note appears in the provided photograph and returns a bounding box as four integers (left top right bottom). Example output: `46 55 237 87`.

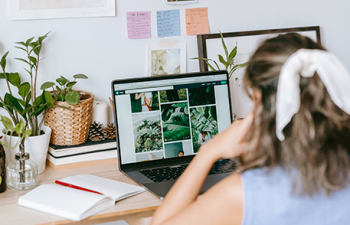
185 8 209 35
127 11 151 39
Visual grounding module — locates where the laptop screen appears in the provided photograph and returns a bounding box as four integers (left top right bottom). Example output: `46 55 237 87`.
112 71 232 165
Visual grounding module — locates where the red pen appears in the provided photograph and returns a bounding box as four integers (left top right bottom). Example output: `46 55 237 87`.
55 180 103 195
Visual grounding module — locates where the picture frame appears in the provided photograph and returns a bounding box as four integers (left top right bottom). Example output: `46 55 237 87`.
167 0 198 5
146 42 187 77
8 0 116 20
196 26 321 118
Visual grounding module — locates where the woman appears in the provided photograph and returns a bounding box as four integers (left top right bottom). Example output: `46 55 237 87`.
135 92 153 112
151 33 350 225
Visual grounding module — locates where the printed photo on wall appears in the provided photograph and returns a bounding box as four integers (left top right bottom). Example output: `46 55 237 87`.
146 42 186 76
133 113 163 153
160 89 187 103
190 106 218 153
167 0 198 5
130 91 159 113
161 102 191 142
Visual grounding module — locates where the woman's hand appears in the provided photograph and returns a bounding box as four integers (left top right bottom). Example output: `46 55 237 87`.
199 112 254 160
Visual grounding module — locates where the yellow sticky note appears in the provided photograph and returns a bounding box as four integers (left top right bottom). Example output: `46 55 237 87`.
185 7 209 35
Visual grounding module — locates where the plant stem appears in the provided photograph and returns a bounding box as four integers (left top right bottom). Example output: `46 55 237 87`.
0 65 13 96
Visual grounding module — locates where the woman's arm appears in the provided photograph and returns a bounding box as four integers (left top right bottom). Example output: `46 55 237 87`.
151 113 253 225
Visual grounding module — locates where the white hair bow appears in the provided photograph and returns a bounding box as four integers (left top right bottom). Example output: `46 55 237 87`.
276 49 350 141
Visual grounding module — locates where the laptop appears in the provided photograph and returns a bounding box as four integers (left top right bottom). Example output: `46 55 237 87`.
111 70 235 198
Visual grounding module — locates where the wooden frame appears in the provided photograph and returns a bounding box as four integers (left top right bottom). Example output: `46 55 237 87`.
196 26 321 118
196 26 321 72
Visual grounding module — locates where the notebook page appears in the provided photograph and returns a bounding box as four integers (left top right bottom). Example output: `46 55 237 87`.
59 174 145 201
18 184 114 221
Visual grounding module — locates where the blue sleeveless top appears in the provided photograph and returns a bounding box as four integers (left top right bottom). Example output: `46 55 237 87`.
241 167 350 225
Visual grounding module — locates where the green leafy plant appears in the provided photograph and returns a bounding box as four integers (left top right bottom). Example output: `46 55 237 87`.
0 32 54 137
0 115 32 149
193 31 249 79
40 74 88 105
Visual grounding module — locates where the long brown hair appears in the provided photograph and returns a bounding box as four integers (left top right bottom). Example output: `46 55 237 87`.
240 33 350 195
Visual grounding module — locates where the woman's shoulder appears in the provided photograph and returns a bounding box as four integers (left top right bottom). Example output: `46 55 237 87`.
241 166 350 225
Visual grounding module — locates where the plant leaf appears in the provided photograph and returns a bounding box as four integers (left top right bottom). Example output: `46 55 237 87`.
15 41 26 47
219 31 229 61
228 46 237 65
66 81 77 88
25 91 31 106
33 95 43 106
43 91 54 108
213 61 221 70
218 54 228 69
65 91 80 105
7 73 21 87
17 99 26 107
205 61 216 71
0 73 5 79
15 46 27 52
15 120 25 136
228 61 249 78
29 56 37 65
56 77 67 86
7 94 23 114
0 51 9 68
29 103 47 117
23 129 32 138
25 37 35 46
73 74 88 79
15 58 31 66
18 82 30 99
40 81 55 90
0 115 15 131
4 94 14 113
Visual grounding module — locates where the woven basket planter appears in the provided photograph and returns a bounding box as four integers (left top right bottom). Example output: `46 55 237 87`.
44 91 94 146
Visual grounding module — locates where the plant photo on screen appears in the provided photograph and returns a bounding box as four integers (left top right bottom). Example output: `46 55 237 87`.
133 113 163 153
130 91 159 113
161 102 190 142
159 89 187 103
190 106 218 153
188 86 215 106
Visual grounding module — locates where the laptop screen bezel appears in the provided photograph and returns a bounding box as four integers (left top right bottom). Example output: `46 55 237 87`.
111 70 233 172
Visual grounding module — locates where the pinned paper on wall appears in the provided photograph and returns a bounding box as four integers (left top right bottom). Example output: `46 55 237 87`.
127 11 151 39
157 9 181 38
185 7 209 35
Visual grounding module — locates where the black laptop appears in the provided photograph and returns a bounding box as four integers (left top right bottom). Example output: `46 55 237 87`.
111 71 235 198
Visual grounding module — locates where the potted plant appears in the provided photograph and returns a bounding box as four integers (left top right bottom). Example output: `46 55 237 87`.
193 31 249 79
0 116 39 190
0 33 53 174
41 74 94 146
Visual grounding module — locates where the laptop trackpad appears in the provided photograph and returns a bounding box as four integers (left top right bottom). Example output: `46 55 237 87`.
143 180 176 198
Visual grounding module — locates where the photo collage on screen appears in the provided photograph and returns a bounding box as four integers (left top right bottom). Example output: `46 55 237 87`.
130 85 219 162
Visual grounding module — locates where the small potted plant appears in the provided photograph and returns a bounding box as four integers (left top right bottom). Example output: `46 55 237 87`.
41 74 94 146
0 33 53 175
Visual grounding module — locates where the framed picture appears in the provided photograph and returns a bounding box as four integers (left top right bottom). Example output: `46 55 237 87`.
196 26 321 118
8 0 116 20
146 42 187 77
167 0 198 5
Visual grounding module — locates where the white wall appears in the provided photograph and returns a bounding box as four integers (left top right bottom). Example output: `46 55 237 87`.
1 0 350 122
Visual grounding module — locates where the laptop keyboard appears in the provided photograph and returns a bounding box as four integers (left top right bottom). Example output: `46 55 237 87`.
139 159 235 183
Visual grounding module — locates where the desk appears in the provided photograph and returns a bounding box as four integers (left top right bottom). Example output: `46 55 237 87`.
0 162 162 225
